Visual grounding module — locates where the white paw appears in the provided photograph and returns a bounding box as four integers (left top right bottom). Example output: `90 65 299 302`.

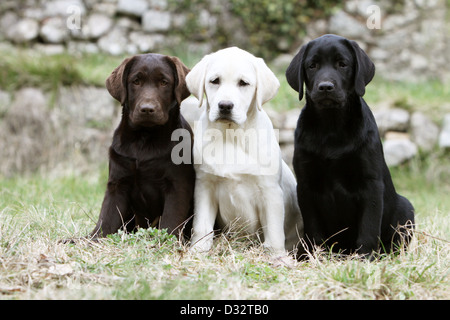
270 254 296 268
190 236 213 253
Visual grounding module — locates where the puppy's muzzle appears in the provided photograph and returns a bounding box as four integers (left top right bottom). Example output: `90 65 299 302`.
318 81 335 93
139 104 156 114
218 100 234 115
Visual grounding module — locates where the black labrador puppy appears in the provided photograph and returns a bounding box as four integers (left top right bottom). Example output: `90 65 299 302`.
285 34 414 258
90 53 195 239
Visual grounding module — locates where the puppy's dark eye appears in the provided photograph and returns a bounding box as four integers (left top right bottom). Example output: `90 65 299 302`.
338 61 348 68
210 78 220 85
132 78 141 86
160 79 168 87
308 63 317 69
238 79 249 87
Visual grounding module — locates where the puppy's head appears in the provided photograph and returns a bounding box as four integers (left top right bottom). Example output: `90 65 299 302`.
186 47 279 126
106 54 190 127
286 34 375 109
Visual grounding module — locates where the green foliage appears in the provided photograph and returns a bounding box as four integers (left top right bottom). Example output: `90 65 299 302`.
0 51 84 92
0 163 449 299
0 47 126 92
169 0 342 59
106 227 177 248
228 0 341 58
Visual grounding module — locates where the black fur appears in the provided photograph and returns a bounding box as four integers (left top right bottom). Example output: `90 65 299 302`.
286 34 414 259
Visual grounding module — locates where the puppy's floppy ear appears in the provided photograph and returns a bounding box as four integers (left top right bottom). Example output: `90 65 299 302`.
164 55 191 105
105 56 136 106
186 54 211 108
254 57 280 111
349 40 375 96
285 44 308 101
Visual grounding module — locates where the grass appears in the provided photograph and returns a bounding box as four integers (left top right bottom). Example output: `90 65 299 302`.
0 47 449 300
0 44 208 93
0 156 449 300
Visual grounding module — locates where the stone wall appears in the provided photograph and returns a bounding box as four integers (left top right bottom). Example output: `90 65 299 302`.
1 86 449 177
0 86 117 176
322 0 450 82
0 0 449 175
0 0 449 81
267 104 449 169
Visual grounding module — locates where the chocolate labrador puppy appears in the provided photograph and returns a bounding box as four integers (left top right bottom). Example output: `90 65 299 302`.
285 34 414 259
90 53 195 239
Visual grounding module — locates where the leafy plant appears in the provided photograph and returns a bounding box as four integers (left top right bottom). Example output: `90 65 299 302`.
168 0 342 59
107 227 177 248
228 0 342 58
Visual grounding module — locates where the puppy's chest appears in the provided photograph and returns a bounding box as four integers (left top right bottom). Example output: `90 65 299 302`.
214 178 263 231
299 152 369 193
112 143 176 188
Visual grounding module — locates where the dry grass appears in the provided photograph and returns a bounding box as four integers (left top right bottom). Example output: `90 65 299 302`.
0 171 448 300
0 48 448 301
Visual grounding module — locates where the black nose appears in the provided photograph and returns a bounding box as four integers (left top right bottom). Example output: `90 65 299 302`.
139 104 155 114
218 101 234 114
318 81 335 92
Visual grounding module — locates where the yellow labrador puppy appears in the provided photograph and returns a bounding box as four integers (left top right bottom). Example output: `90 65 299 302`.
187 47 303 259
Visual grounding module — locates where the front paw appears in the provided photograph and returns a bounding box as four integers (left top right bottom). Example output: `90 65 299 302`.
190 236 213 253
271 254 296 268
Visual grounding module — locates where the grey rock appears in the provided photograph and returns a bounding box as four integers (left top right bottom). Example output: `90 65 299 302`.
410 112 439 151
376 27 414 52
87 14 113 39
97 27 129 55
33 43 66 55
370 47 390 61
56 86 116 125
271 54 295 71
373 108 410 135
129 31 165 52
150 0 169 10
6 18 39 43
266 108 299 131
265 108 285 130
116 16 141 30
328 10 370 40
345 0 377 15
6 88 48 125
172 14 187 29
72 127 111 162
117 0 148 17
44 0 86 17
280 143 295 170
142 10 171 32
0 11 19 35
415 0 442 9
23 6 46 20
40 16 69 43
278 129 295 144
383 138 417 167
284 109 301 130
0 90 11 115
91 2 117 17
0 88 51 175
305 19 328 40
198 9 217 30
67 41 100 54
